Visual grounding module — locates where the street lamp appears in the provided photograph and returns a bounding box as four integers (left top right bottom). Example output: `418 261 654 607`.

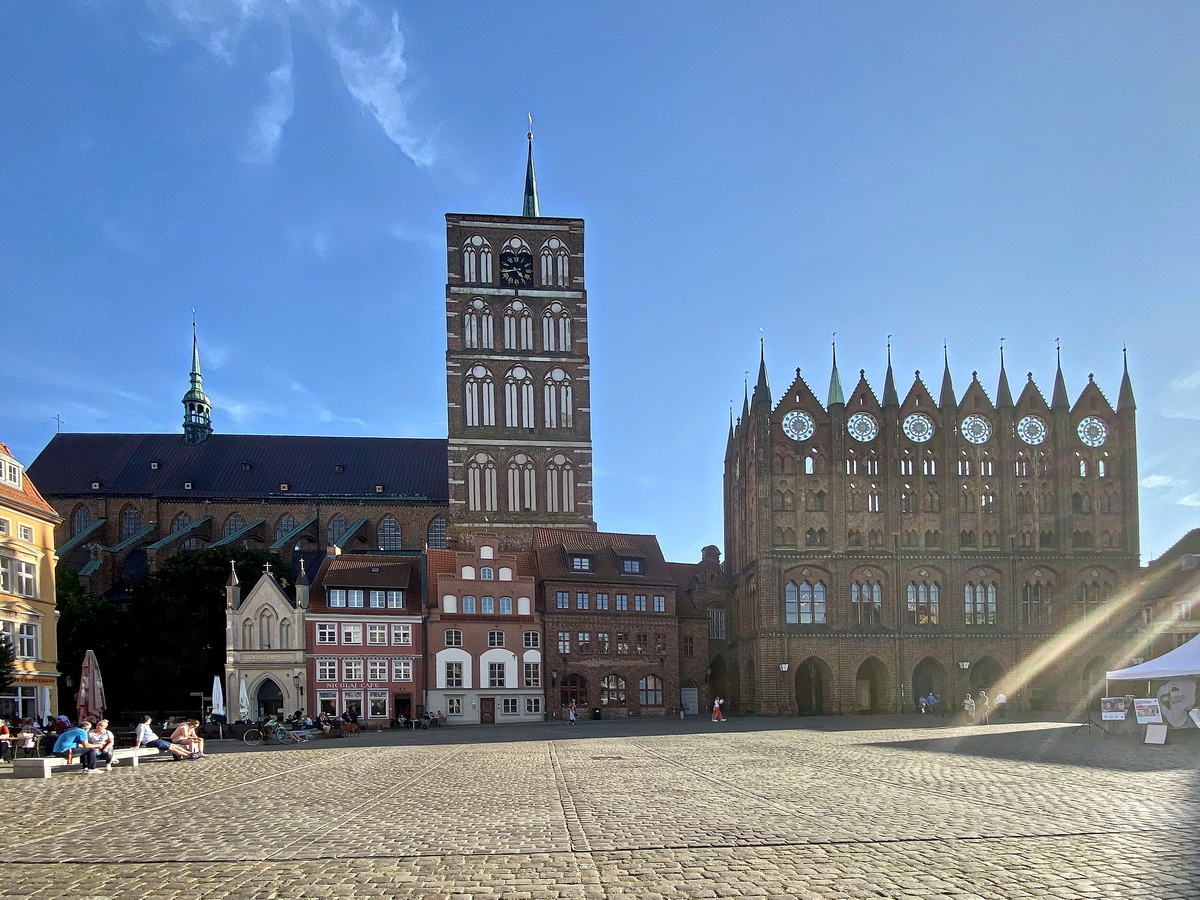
292 673 303 699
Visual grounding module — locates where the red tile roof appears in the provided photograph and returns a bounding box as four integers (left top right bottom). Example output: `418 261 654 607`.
0 443 59 521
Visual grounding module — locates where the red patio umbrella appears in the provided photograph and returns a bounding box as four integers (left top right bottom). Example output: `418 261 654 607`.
76 649 107 723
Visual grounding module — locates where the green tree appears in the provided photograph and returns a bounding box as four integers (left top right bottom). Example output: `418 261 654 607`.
55 570 130 713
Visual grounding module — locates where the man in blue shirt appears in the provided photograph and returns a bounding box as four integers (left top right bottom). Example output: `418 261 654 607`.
52 724 98 773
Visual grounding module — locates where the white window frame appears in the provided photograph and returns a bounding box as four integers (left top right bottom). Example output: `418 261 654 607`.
341 623 363 645
391 623 413 645
316 623 337 644
367 624 387 645
342 658 364 681
367 659 389 681
391 658 413 681
316 659 337 681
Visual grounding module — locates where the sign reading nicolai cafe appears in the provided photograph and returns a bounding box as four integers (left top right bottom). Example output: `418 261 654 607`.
322 682 396 690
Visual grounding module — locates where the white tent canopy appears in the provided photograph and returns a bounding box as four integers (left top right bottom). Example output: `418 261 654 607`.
1107 632 1200 681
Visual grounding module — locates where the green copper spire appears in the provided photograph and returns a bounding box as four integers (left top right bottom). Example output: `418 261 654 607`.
522 113 540 217
182 314 213 444
827 341 845 407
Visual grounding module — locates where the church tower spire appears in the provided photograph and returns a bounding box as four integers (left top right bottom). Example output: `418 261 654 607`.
752 336 771 408
827 341 845 407
182 315 213 445
938 343 956 409
1051 342 1069 411
881 339 898 408
996 341 1014 409
1118 346 1136 411
522 113 540 217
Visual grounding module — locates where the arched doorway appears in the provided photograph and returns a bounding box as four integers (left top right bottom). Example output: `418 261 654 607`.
969 657 1005 695
795 657 831 715
255 678 283 720
912 657 947 711
728 663 742 713
855 657 889 713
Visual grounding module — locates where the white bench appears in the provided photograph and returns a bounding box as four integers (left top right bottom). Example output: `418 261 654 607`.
12 747 162 779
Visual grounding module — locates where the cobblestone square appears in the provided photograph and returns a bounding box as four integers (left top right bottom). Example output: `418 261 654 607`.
5 716 1197 899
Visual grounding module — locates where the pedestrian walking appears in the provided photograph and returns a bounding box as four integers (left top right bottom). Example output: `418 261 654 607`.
994 691 1007 718
567 700 577 725
977 690 991 725
962 693 976 725
712 697 725 722
918 695 927 715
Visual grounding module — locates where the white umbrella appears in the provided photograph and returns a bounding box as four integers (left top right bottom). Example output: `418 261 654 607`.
238 679 251 721
211 675 226 739
211 675 225 718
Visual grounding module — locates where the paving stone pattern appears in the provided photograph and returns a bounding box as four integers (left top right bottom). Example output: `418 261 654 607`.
4 717 1198 899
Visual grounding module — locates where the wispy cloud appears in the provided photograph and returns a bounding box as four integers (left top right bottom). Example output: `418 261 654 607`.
1177 493 1200 508
219 397 286 424
288 224 332 259
1170 370 1200 392
244 50 294 165
290 380 366 427
1141 474 1174 489
143 1 431 167
324 7 434 167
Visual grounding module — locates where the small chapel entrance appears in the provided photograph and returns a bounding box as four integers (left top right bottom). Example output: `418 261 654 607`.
255 678 284 720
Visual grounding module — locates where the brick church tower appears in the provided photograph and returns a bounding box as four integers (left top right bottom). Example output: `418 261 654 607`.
444 127 596 547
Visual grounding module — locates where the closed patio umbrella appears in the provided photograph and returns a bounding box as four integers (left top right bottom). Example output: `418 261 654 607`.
76 650 106 724
211 675 226 738
238 679 251 721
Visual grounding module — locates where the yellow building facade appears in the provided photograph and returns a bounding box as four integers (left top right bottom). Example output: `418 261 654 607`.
0 442 60 721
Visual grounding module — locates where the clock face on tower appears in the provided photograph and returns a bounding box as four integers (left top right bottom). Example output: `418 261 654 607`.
960 415 992 444
781 410 815 442
1017 415 1048 445
847 412 879 442
902 413 935 443
499 250 533 286
1077 416 1108 447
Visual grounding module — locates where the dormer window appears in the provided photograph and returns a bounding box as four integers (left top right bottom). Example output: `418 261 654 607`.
150 461 159 470
91 481 101 490
183 482 193 490
279 483 289 492
571 555 592 572
334 464 345 473
0 459 22 489
621 558 643 575
241 461 252 471
375 484 384 493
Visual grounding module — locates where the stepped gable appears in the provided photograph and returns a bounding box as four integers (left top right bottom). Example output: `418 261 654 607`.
29 433 449 502
1071 373 1115 417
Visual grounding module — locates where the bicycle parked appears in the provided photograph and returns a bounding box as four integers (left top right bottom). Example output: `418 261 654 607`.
242 720 307 746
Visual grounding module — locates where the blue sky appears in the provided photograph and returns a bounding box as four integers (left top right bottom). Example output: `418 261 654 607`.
2 2 1199 564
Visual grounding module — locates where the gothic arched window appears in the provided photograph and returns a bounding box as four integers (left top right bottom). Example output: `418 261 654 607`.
121 505 142 541
851 578 883 626
540 237 570 286
543 368 574 428
224 513 246 538
463 298 493 349
504 366 535 428
427 515 448 550
467 453 498 512
1022 577 1053 626
462 235 492 283
503 300 534 350
378 515 402 551
507 453 537 513
327 514 349 545
906 579 940 625
546 454 575 513
274 514 297 544
465 364 496 427
541 301 571 352
72 505 92 536
964 581 998 625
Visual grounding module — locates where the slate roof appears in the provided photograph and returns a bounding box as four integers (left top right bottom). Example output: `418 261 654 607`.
309 553 423 613
28 433 449 502
532 528 673 584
